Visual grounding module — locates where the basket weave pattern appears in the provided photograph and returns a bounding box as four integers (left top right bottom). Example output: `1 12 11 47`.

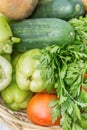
0 98 62 130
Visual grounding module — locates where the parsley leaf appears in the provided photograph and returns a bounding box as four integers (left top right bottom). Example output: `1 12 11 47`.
69 15 87 44
72 123 83 130
61 113 72 130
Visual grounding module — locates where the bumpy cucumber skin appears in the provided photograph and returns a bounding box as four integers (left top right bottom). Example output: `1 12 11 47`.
31 0 85 20
11 18 75 53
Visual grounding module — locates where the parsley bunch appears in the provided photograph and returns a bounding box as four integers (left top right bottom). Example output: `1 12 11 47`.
36 42 87 130
35 15 87 130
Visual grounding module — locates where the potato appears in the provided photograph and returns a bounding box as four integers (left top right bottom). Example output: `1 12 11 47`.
0 0 38 20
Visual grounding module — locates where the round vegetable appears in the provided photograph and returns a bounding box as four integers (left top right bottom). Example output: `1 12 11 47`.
0 0 38 20
31 0 85 20
27 93 61 126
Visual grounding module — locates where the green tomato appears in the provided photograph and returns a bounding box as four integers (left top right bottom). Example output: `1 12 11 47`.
0 55 12 91
1 79 33 111
16 49 44 92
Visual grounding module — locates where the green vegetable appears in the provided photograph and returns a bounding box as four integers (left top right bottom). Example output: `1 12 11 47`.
16 49 44 92
69 15 87 44
78 115 87 129
77 108 87 129
0 13 14 23
64 62 86 97
11 53 22 74
72 123 83 130
1 53 11 62
78 90 87 113
1 75 33 111
11 18 75 53
80 112 87 120
36 42 87 130
0 16 20 54
31 0 84 20
0 55 12 91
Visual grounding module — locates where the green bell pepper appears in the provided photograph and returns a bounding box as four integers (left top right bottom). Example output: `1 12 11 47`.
12 53 22 74
0 16 20 54
0 55 12 91
1 76 33 111
0 13 15 23
16 49 44 92
1 53 11 62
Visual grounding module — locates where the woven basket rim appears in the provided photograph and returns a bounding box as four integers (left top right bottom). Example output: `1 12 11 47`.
0 98 62 130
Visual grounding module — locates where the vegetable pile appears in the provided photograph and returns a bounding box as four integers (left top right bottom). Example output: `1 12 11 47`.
1 0 87 130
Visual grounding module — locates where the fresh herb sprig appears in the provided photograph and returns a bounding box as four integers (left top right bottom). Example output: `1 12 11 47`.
36 42 87 130
69 15 87 44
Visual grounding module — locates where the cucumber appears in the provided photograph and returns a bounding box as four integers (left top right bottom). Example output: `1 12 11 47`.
31 0 85 20
11 18 75 53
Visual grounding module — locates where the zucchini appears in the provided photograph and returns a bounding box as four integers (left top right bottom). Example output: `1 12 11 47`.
11 18 75 53
31 0 85 20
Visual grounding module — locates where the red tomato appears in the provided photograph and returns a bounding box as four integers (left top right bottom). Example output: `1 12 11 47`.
82 0 87 12
27 93 61 126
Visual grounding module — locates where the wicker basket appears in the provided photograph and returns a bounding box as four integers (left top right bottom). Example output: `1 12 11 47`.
0 98 62 130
